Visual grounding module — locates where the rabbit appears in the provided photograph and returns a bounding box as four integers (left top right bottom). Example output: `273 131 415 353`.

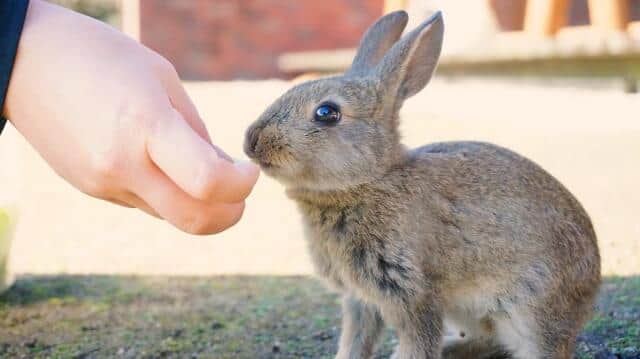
243 10 601 359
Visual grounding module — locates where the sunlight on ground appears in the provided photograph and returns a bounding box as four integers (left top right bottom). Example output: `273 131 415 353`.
1 275 638 358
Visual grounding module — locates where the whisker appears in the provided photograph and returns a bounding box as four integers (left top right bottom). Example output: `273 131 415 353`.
305 129 321 137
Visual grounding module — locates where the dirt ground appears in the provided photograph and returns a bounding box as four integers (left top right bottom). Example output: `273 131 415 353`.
0 274 638 358
0 78 638 278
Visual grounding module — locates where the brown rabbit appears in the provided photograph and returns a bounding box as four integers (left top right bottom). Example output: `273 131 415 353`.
244 11 600 359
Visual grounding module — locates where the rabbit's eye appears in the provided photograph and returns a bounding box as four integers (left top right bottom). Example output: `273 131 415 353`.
314 102 341 124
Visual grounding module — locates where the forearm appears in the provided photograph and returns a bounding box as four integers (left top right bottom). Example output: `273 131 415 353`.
0 0 30 134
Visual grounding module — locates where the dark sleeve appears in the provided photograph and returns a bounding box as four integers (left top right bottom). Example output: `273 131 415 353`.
0 0 30 135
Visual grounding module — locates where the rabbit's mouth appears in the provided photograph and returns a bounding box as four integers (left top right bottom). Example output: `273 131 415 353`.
257 160 276 169
247 151 290 174
244 123 297 177
254 156 287 172
254 155 300 180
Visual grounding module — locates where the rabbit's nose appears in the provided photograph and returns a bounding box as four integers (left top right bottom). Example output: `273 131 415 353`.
244 123 263 158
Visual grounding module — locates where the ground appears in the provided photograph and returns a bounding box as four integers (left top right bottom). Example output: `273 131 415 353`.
1 76 638 358
0 275 638 359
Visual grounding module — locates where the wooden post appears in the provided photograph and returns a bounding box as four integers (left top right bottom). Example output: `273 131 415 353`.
384 0 407 14
524 0 570 36
587 0 629 31
488 0 527 31
121 0 141 41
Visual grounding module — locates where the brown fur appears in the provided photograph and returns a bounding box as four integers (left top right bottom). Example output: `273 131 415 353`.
244 11 600 359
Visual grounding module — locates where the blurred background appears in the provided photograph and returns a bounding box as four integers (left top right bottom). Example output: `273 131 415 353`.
1 0 639 279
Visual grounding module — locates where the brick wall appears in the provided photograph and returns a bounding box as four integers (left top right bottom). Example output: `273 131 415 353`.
489 0 640 31
139 0 383 80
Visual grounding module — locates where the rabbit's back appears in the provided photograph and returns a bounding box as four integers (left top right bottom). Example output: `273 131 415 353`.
407 141 599 288
412 140 594 237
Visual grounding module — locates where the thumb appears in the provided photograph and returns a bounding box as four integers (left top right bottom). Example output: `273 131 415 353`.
146 109 259 203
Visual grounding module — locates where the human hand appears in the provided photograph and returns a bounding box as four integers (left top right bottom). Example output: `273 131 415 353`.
3 0 259 234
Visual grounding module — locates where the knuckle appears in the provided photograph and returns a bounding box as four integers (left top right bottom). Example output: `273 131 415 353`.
90 153 121 178
83 154 122 197
117 102 165 139
82 176 110 198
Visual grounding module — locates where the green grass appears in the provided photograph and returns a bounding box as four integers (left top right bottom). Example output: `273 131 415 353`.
0 209 15 293
577 276 640 358
0 275 638 358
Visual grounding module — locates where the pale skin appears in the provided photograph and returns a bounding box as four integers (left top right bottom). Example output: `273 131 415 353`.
2 0 260 235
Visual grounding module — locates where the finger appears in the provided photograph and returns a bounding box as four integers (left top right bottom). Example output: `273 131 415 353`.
203 158 260 204
146 109 259 203
107 198 133 208
212 143 234 163
159 66 235 162
160 67 212 143
106 192 161 218
132 167 246 235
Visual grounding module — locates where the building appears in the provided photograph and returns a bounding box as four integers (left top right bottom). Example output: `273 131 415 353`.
121 0 640 84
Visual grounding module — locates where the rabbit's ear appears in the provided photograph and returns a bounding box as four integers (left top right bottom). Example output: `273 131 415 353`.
348 11 409 75
375 11 444 100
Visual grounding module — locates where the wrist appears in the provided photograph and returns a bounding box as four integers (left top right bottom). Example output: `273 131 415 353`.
0 0 31 122
4 0 79 123
3 0 44 121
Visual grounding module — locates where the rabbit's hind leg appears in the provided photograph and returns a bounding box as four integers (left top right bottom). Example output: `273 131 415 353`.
492 307 542 359
493 277 600 359
530 283 599 359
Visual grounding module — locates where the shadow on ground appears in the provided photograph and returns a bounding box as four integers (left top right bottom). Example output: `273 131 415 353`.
0 275 638 358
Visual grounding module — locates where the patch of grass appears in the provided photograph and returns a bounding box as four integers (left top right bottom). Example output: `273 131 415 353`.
0 275 637 358
577 276 640 358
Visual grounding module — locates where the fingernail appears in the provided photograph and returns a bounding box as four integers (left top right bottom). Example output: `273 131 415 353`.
212 144 233 162
235 160 260 176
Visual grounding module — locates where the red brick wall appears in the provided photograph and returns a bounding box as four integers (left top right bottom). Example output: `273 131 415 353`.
489 0 640 31
139 0 383 80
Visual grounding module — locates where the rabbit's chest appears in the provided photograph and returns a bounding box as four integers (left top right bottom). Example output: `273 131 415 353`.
305 231 347 291
303 214 418 302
